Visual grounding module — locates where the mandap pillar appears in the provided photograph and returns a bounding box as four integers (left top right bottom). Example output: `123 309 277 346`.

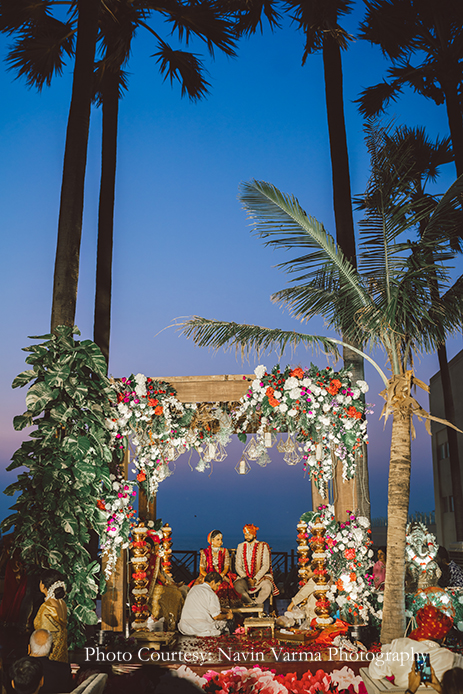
101 450 129 632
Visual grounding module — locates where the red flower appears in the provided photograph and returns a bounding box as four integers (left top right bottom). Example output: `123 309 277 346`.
148 398 158 407
344 548 356 560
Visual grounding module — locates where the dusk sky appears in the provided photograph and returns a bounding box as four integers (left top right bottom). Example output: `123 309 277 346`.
1 2 461 550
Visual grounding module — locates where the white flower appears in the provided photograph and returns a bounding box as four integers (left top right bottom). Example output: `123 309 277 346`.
279 403 288 413
357 516 370 528
112 482 120 490
356 380 369 393
252 379 262 391
368 550 374 558
254 365 266 379
302 378 312 388
288 409 297 417
289 387 302 400
284 377 299 390
352 388 361 399
377 594 384 603
274 391 281 399
322 403 331 413
109 474 116 481
320 416 331 426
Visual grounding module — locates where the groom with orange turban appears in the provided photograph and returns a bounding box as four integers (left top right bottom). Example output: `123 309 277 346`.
234 524 278 605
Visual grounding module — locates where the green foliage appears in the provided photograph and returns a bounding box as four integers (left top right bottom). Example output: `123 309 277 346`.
2 326 122 648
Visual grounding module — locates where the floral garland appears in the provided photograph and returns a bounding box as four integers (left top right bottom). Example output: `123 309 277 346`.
301 507 380 625
98 473 137 582
323 511 379 625
107 373 233 497
107 365 369 500
234 364 369 492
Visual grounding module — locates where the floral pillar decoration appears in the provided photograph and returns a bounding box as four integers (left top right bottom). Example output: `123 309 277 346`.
130 523 150 631
309 516 332 626
160 523 173 578
296 520 312 584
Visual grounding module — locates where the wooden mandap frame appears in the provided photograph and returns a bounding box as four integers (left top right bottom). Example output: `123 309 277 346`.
101 373 360 632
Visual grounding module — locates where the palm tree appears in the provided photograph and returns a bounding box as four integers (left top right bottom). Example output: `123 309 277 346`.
178 159 463 640
358 0 463 175
92 0 236 367
360 123 463 541
1 0 101 331
276 0 370 515
0 0 236 339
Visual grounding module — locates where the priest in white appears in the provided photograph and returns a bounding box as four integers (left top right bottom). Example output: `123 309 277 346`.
234 524 278 604
178 572 233 637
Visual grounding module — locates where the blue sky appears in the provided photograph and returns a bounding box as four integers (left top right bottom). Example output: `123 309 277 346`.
0 2 461 548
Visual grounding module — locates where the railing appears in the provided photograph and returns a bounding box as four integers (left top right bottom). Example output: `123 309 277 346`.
170 549 298 594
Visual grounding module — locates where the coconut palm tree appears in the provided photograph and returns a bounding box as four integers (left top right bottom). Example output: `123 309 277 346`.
357 0 463 176
375 124 463 541
178 155 463 640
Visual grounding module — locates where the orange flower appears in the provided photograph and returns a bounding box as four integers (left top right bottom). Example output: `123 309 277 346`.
350 572 357 582
327 379 342 395
290 367 304 379
266 386 275 397
154 406 163 416
148 397 159 407
347 406 359 418
268 397 279 408
97 499 106 511
137 470 146 482
336 578 344 591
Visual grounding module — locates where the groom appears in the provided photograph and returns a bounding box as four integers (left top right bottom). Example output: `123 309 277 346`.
234 524 278 605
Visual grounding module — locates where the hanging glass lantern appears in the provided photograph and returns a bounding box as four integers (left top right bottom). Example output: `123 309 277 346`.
244 437 260 460
213 442 228 462
264 432 276 448
235 456 251 475
256 450 271 467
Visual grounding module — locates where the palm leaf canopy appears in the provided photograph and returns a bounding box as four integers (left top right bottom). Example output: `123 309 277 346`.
181 170 463 370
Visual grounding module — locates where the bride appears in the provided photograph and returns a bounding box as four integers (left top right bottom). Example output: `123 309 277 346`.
190 530 240 607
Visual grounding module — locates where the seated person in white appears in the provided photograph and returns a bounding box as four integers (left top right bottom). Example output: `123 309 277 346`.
178 571 233 637
234 524 278 605
369 605 463 688
286 567 317 626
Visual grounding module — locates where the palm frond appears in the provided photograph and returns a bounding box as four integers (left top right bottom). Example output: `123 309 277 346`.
420 173 463 247
239 179 372 314
230 0 281 37
153 40 210 99
178 316 341 360
359 0 416 60
153 0 237 57
0 0 53 35
356 80 403 117
6 15 75 89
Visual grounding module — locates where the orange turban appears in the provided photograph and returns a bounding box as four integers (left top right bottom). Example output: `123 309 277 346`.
409 605 453 641
243 524 259 535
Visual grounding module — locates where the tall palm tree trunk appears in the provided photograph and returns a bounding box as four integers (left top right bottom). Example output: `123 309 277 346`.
381 408 411 643
94 69 119 369
322 30 370 518
441 79 463 177
50 0 100 331
437 343 463 540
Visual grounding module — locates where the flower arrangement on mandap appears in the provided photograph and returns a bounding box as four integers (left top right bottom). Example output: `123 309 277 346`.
234 364 369 493
107 364 369 501
301 506 381 626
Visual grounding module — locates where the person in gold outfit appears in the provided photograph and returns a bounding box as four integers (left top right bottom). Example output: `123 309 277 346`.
33 570 68 663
